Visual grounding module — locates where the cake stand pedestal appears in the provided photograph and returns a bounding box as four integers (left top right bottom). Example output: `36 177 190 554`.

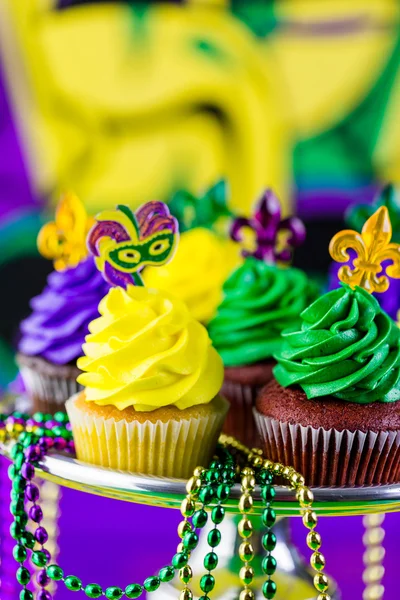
1 450 397 599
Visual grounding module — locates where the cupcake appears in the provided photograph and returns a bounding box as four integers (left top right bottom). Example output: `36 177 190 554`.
255 206 400 486
66 201 228 477
209 189 317 447
16 193 109 414
143 227 240 324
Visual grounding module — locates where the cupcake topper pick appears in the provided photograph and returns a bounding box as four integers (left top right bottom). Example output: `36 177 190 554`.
37 192 94 271
230 189 306 264
169 179 233 233
87 201 178 287
329 206 400 293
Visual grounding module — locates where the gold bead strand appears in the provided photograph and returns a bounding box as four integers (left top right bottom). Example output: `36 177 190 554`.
362 514 386 600
283 471 331 600
238 467 256 600
176 466 204 600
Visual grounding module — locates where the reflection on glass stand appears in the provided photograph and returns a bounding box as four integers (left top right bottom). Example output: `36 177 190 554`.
151 515 339 600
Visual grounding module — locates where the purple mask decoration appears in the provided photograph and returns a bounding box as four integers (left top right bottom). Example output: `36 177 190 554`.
230 189 306 264
87 202 179 287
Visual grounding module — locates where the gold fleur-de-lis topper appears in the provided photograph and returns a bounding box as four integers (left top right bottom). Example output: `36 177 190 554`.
37 192 94 271
329 206 400 294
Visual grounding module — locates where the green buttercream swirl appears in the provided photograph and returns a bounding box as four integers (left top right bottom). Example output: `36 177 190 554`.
208 257 317 367
274 284 400 403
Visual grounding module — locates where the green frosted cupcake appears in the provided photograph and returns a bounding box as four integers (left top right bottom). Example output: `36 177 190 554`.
209 257 317 447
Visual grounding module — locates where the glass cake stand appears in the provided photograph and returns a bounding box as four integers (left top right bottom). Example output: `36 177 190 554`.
6 450 399 518
1 447 398 599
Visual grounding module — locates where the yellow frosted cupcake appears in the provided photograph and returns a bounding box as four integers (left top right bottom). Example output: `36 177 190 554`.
66 202 228 477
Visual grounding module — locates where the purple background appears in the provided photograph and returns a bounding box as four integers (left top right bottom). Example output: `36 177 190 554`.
55 488 399 599
1 43 400 600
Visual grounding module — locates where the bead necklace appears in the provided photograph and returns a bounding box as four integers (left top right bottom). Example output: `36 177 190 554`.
0 411 331 600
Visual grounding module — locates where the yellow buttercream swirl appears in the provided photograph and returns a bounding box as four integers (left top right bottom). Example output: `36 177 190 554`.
143 228 241 324
77 285 223 411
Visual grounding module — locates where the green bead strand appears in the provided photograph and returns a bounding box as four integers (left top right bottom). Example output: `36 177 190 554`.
47 565 64 581
203 552 218 571
19 590 33 600
216 484 230 501
183 531 199 551
10 522 24 540
207 528 221 548
31 550 49 568
199 486 215 505
10 443 23 460
16 567 31 586
125 584 143 598
200 574 215 594
143 576 160 592
14 514 28 529
263 579 277 599
105 586 124 599
13 544 27 563
64 576 83 591
211 505 225 525
84 584 103 598
172 552 189 569
262 555 277 576
159 566 175 583
262 532 277 552
192 509 208 529
32 412 45 423
261 485 276 503
20 532 35 550
262 507 276 529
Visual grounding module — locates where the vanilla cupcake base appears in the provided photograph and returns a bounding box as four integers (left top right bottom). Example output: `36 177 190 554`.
66 393 229 478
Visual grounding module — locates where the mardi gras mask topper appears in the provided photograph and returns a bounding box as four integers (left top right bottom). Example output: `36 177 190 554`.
37 192 94 271
230 189 306 264
329 206 400 294
87 202 178 287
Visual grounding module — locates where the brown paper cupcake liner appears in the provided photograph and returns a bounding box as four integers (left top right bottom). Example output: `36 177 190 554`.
221 380 261 448
254 409 400 487
66 394 228 479
19 364 83 415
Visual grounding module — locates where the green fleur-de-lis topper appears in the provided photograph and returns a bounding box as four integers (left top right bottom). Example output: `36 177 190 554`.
87 202 179 287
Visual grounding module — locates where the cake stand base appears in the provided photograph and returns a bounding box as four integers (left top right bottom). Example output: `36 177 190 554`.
150 516 340 600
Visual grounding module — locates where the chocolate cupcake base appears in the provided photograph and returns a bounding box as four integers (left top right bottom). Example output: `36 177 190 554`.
255 380 400 487
17 353 82 415
222 361 275 448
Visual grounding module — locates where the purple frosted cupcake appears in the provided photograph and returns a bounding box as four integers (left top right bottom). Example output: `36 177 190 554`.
17 257 109 414
16 192 109 413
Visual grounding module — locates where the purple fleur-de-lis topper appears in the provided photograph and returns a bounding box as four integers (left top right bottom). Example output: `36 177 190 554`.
230 189 306 265
87 201 179 287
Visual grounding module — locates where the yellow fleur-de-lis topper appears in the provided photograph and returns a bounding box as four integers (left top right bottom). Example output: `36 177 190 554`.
37 192 94 271
329 206 400 294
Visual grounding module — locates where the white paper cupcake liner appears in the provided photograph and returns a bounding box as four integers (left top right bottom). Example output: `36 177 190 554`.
254 409 400 487
66 394 228 479
19 364 83 414
221 380 261 448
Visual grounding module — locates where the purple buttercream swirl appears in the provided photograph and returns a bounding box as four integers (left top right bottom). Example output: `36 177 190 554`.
19 258 109 365
328 251 400 320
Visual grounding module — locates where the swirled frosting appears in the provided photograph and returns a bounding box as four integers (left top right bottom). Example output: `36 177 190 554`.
19 258 109 365
208 258 317 367
143 228 240 323
328 256 400 320
77 286 223 411
274 284 400 403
